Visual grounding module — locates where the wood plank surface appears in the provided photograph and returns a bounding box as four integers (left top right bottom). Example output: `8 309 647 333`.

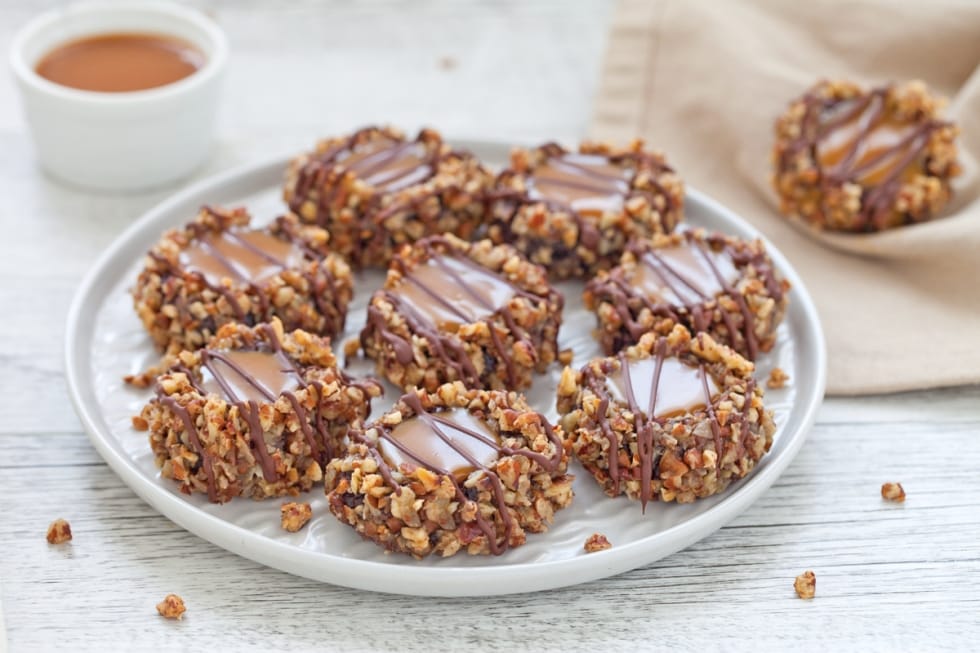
0 2 977 651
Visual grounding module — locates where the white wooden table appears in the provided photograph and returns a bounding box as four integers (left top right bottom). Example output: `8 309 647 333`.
1 2 978 650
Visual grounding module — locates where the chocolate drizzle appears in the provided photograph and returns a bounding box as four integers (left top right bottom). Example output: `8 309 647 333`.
781 85 946 230
159 394 217 502
156 324 376 501
589 232 783 359
154 207 342 337
355 393 563 554
181 228 304 288
289 128 482 264
491 143 676 251
293 129 438 197
581 338 730 510
364 236 549 388
528 152 632 216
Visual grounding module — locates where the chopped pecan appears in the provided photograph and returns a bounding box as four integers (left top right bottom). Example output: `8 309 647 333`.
794 571 816 599
280 502 313 532
156 594 187 620
46 518 72 544
584 533 612 553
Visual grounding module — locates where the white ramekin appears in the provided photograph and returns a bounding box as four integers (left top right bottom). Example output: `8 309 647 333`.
10 1 228 191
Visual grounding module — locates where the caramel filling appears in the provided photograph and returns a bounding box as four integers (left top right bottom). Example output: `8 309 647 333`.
380 409 500 478
200 350 301 404
632 241 739 306
180 230 306 287
527 153 631 216
363 391 563 555
35 33 204 93
607 357 720 419
336 138 432 191
817 99 920 187
393 254 515 328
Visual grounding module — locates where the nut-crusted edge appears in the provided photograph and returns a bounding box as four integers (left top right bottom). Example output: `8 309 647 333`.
281 502 313 532
772 79 960 232
156 594 187 620
794 571 816 599
359 234 564 392
584 229 790 360
324 383 574 558
558 324 775 504
130 206 353 361
135 319 381 504
488 140 684 280
283 125 493 268
46 518 72 544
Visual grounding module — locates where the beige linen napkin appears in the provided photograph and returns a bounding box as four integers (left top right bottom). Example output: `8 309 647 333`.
590 0 980 395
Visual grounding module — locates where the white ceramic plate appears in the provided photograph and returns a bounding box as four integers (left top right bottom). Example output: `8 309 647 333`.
65 141 826 596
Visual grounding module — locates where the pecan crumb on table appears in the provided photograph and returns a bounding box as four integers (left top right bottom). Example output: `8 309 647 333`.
281 502 313 532
584 533 612 553
156 594 187 620
46 518 72 544
881 482 906 502
794 571 816 599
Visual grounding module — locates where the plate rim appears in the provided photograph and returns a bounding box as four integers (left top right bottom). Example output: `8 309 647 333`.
64 142 827 596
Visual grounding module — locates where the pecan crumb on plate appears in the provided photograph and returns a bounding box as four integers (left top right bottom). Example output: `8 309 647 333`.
558 348 574 366
584 533 612 553
281 502 313 532
767 367 790 389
